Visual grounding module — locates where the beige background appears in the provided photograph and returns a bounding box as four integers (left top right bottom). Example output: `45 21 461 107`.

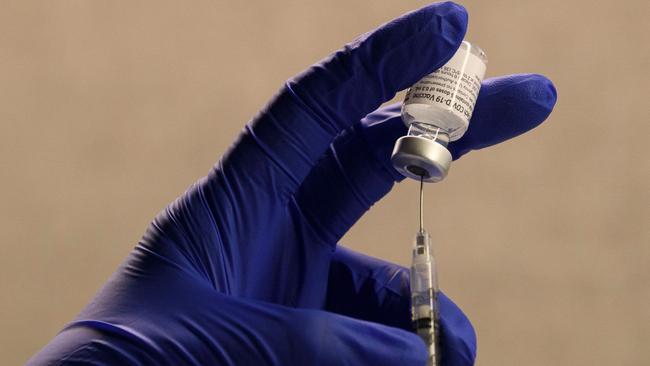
1 1 648 365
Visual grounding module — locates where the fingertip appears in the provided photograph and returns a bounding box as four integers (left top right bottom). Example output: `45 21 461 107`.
517 73 558 128
449 73 558 158
438 292 478 365
360 0 469 96
497 73 557 115
436 1 469 34
287 1 469 136
406 1 469 81
532 73 558 112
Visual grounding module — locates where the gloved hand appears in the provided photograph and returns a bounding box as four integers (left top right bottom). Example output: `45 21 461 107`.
28 2 556 365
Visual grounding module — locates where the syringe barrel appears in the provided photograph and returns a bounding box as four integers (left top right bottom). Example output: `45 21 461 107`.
410 230 440 366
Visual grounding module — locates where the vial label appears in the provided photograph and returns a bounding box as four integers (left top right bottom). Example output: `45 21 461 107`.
404 47 487 126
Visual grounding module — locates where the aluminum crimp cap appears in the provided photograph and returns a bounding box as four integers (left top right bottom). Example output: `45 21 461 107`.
391 135 452 183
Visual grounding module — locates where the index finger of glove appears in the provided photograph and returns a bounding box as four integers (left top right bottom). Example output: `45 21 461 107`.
232 2 467 197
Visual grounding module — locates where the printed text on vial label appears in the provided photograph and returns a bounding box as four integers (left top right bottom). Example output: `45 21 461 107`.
405 65 483 121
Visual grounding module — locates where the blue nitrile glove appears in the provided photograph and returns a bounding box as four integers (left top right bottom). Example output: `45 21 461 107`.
28 2 556 365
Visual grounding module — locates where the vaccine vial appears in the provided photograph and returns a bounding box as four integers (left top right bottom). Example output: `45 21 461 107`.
391 41 488 182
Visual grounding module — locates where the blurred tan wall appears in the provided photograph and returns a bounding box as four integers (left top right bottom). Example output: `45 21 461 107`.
1 1 648 365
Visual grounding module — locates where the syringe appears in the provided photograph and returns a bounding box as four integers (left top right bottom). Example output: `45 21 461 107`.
411 176 440 366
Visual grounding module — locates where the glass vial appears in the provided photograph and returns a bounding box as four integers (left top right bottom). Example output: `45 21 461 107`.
391 41 488 182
